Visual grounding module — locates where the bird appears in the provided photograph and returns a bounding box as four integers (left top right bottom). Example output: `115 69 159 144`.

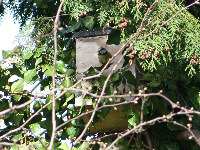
98 47 112 64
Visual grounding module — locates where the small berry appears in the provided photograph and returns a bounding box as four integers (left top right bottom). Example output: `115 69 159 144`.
165 46 170 52
141 55 145 60
190 59 196 66
192 55 197 59
120 18 125 22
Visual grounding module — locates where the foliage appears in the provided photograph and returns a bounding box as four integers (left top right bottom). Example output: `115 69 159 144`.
0 0 200 149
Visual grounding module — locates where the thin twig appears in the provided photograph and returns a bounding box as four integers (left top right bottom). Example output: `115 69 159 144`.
49 0 66 149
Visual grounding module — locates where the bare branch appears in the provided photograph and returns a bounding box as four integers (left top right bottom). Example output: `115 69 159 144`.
49 0 66 149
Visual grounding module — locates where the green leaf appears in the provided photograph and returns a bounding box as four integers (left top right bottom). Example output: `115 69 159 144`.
110 73 119 82
150 79 161 87
9 109 24 125
78 142 89 150
140 73 154 81
35 56 43 66
84 67 95 76
97 75 106 88
11 79 24 102
46 96 60 111
66 69 75 77
10 145 19 150
123 70 136 86
63 94 74 106
42 65 53 76
11 133 22 142
34 101 43 112
128 110 140 126
29 123 41 134
56 60 67 73
66 22 81 33
58 143 70 150
107 29 121 45
124 106 134 115
97 107 110 120
23 52 33 60
66 126 76 139
32 139 47 150
11 78 24 92
62 77 73 88
24 69 37 83
82 16 95 30
62 77 73 98
71 50 76 57
0 99 9 111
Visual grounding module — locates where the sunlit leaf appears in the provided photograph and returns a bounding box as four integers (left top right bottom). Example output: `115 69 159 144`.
11 79 24 102
29 123 41 134
24 69 37 83
11 133 22 142
23 52 33 60
66 69 75 77
56 60 67 73
58 143 70 150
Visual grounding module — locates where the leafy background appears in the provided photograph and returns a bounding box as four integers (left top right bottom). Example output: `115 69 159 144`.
0 0 200 149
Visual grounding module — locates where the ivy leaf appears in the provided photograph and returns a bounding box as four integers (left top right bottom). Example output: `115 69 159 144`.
63 94 74 106
58 143 69 150
35 56 42 66
11 79 24 102
66 126 76 139
82 16 95 30
66 69 75 77
110 73 119 82
46 96 61 111
23 52 33 60
78 142 89 150
29 123 41 134
66 22 81 33
124 105 134 115
11 78 24 92
24 69 37 84
62 77 73 98
10 145 20 150
123 70 136 86
62 77 73 88
9 109 24 125
32 138 48 150
84 67 95 76
56 60 67 73
11 133 22 142
140 73 154 81
150 79 161 87
97 107 110 120
128 110 140 126
42 65 53 76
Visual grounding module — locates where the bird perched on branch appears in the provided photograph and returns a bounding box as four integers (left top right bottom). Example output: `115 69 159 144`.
98 47 112 64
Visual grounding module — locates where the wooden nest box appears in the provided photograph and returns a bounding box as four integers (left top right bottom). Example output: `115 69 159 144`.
73 29 136 133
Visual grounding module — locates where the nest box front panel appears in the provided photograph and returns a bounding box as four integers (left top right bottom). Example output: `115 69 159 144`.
76 35 128 74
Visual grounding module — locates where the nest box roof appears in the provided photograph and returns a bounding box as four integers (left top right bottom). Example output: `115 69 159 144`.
73 28 112 38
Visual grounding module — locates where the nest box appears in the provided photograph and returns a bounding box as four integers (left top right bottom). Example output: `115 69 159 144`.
73 29 136 133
